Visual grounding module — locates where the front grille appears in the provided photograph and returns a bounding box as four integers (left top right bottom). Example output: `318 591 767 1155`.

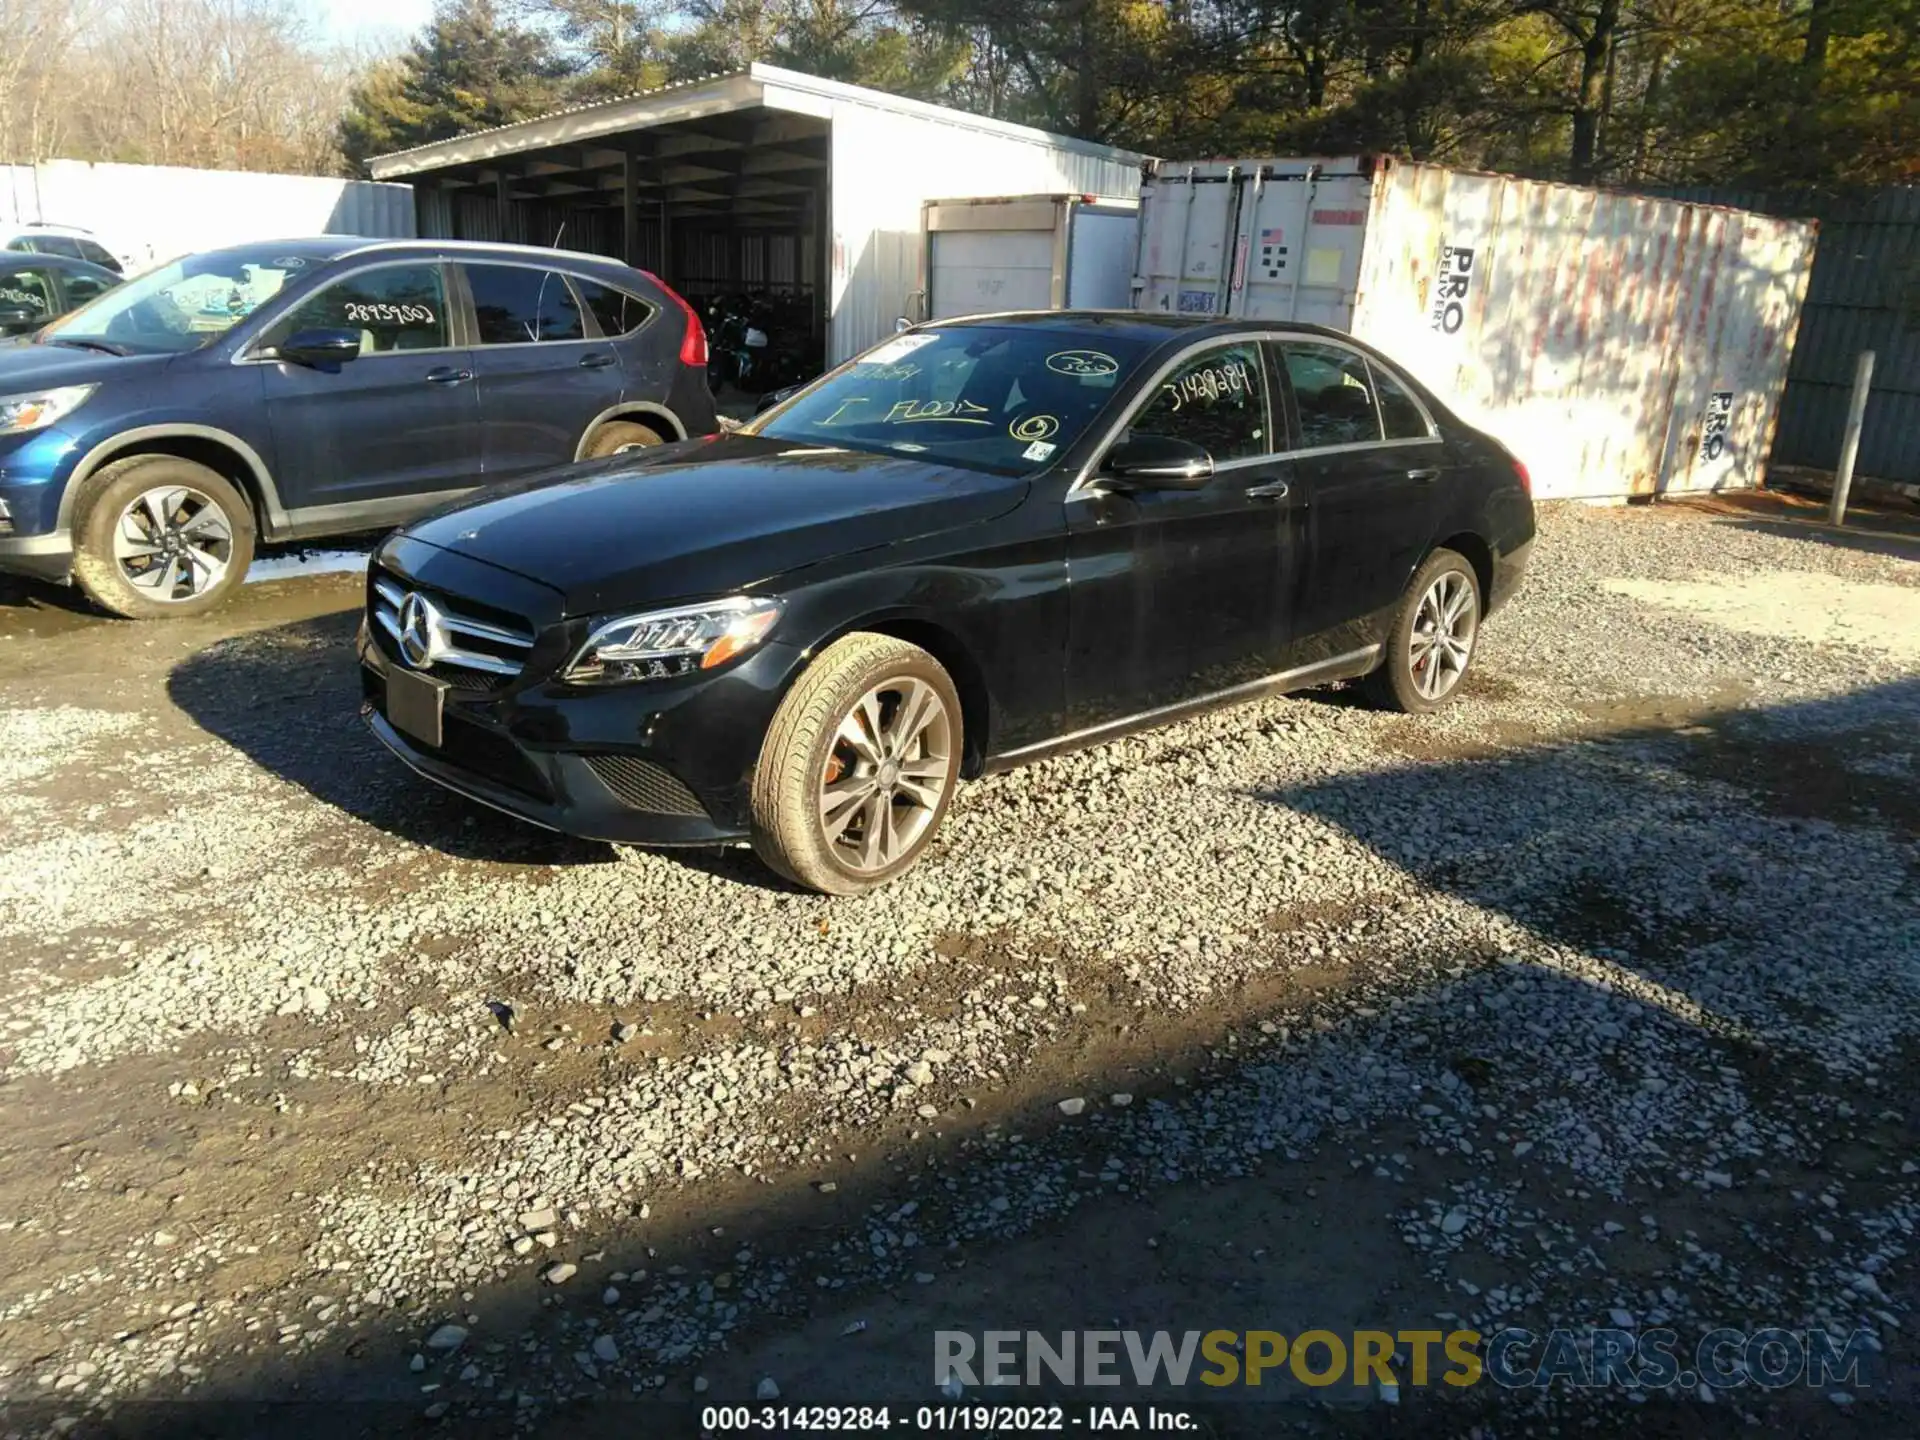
585 754 708 817
370 573 534 690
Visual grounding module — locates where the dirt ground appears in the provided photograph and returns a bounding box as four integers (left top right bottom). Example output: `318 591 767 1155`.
0 498 1916 1439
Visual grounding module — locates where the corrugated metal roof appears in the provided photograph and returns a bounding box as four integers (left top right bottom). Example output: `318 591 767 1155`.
369 63 1151 179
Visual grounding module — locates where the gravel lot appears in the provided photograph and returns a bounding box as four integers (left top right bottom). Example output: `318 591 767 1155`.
0 499 1916 1438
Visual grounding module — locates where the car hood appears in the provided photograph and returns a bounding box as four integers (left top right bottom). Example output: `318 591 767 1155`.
401 434 1032 616
0 342 167 387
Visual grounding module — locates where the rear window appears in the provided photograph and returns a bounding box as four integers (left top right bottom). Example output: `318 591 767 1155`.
77 239 120 270
463 264 586 345
573 276 654 337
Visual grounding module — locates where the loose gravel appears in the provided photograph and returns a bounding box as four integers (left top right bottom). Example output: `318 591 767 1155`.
0 501 1915 1433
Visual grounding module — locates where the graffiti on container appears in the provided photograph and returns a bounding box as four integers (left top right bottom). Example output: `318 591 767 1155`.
1429 245 1476 335
1699 391 1734 462
1177 289 1217 314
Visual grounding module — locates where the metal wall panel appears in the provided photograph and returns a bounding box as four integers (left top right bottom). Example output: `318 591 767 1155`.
1650 185 1918 484
822 99 1143 362
0 159 414 273
1350 161 1815 499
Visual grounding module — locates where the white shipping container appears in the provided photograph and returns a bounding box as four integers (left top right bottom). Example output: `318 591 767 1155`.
1133 156 1818 500
913 194 1140 320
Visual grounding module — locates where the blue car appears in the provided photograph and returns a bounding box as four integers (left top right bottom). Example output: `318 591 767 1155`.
0 238 717 617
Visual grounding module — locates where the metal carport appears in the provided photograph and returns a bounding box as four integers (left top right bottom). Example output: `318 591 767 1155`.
367 64 1148 368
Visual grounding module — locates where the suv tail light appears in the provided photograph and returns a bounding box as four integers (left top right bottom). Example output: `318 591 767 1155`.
644 271 707 368
1513 456 1532 496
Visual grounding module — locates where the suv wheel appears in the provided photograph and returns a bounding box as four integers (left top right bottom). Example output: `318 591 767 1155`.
750 633 962 895
583 420 664 458
70 455 255 619
1362 547 1482 713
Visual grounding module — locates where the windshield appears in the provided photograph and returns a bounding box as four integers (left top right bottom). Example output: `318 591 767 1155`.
751 325 1146 474
39 246 321 355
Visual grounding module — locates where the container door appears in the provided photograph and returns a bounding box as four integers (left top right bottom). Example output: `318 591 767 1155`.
1064 207 1139 310
1230 168 1372 327
930 230 1055 319
1132 167 1241 318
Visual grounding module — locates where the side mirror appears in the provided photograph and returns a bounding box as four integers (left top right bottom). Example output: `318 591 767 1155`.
275 327 362 368
754 382 807 416
1099 434 1214 490
0 303 42 333
894 317 912 334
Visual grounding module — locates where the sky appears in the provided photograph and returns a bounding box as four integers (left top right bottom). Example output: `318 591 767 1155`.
313 0 435 42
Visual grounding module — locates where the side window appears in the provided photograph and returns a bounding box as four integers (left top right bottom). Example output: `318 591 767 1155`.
265 264 448 354
1369 361 1431 440
1279 341 1384 449
1126 343 1270 461
573 276 654 337
4 237 33 254
464 264 585 345
0 268 55 334
60 269 116 308
36 235 84 260
77 239 120 271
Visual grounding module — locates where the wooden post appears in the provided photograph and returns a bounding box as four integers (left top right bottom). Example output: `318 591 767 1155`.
1828 350 1876 526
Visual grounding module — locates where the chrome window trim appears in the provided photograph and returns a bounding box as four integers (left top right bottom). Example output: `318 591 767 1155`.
231 258 460 366
1069 328 1442 498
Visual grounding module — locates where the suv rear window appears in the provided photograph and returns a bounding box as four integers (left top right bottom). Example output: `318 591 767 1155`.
463 264 585 344
77 239 120 271
572 277 654 337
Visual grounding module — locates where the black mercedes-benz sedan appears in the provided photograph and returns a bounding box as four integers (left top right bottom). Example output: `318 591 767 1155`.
360 312 1534 893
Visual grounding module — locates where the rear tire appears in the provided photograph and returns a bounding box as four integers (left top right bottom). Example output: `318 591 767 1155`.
70 455 254 619
582 420 665 458
750 633 963 895
1361 547 1482 713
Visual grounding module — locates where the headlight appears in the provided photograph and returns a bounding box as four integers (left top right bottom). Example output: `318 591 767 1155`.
0 384 95 435
564 595 783 684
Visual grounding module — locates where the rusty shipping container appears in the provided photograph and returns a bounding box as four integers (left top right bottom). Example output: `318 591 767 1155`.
1132 157 1818 500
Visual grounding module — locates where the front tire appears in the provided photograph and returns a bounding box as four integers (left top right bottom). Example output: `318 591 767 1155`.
1362 548 1482 713
750 633 963 895
70 455 254 619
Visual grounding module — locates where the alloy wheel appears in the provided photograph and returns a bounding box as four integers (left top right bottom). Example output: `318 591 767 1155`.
1409 569 1478 701
817 676 954 874
112 486 234 602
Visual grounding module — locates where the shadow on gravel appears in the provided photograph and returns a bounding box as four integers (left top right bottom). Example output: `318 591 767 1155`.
165 611 613 868
1714 518 1920 563
102 670 1920 1438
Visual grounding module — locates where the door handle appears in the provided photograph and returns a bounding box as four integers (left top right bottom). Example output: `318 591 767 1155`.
1407 467 1441 483
425 366 473 386
1245 479 1291 500
579 352 617 369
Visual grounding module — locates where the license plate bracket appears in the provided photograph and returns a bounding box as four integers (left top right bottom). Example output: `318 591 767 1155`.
386 666 447 748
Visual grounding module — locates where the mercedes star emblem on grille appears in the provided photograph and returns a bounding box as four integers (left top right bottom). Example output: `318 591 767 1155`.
397 591 448 669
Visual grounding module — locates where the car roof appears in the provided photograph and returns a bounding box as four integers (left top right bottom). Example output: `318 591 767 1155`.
930 309 1360 345
0 250 117 277
335 237 646 274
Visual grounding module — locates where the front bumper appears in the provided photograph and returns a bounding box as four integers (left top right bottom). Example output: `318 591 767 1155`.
358 620 793 847
0 528 74 583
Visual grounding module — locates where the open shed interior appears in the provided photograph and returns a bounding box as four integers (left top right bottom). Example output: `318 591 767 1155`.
395 97 829 383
